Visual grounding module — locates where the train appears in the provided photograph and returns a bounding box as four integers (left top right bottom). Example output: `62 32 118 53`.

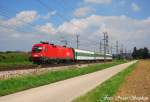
31 41 112 64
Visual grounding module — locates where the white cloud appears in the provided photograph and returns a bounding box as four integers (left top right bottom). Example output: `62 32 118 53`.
1 10 38 27
131 3 140 12
41 11 57 20
35 23 56 34
57 15 150 50
84 0 112 4
58 18 92 34
73 7 95 17
0 10 58 41
0 10 58 51
0 10 39 43
1 10 150 51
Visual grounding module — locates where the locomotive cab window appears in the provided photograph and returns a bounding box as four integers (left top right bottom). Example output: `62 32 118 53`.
33 46 42 53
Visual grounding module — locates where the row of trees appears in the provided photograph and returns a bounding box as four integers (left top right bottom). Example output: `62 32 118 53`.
132 47 149 59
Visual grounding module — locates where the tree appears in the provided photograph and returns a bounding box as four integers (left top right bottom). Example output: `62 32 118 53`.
143 47 149 59
132 47 138 59
132 47 149 59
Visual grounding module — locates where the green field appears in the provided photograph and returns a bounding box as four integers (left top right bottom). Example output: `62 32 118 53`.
0 52 36 70
0 60 127 96
73 62 137 102
0 52 30 63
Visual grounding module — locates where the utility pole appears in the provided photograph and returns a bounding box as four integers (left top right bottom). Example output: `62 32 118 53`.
99 40 102 53
125 47 127 54
106 34 109 53
120 44 124 54
120 44 124 58
76 34 79 49
116 41 119 55
103 32 107 62
110 45 113 54
124 47 127 59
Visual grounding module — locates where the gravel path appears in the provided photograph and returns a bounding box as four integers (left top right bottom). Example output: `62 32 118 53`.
0 61 137 102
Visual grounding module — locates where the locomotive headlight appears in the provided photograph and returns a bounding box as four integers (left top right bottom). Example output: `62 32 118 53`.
66 52 70 56
33 54 39 57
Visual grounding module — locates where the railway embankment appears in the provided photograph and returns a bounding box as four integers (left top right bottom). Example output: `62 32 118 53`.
0 60 126 96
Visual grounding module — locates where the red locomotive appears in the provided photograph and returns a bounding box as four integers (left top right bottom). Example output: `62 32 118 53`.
31 41 74 63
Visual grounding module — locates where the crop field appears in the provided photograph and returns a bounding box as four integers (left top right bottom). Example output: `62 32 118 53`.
113 60 150 102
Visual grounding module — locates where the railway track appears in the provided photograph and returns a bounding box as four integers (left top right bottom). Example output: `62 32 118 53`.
0 62 106 79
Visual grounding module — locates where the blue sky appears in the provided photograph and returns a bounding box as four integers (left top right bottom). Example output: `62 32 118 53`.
0 0 150 52
1 0 150 19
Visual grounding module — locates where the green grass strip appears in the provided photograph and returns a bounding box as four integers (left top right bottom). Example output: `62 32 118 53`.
0 60 126 96
73 62 137 102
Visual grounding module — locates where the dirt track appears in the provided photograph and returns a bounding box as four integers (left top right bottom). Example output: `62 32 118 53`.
0 61 136 102
113 60 150 102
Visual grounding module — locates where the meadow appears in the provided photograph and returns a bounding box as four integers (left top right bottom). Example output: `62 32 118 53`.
0 52 36 70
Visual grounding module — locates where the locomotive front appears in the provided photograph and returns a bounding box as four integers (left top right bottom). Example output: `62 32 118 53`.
31 42 75 64
31 43 44 63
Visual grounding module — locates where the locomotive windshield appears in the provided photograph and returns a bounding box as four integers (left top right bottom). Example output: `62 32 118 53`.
32 46 42 53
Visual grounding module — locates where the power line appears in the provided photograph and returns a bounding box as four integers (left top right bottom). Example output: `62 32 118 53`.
36 0 116 53
0 7 36 28
60 36 69 47
53 0 74 13
36 0 81 31
0 14 33 34
0 7 37 34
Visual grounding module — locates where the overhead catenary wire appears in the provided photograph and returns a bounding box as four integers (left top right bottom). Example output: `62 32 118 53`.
36 0 89 49
0 6 50 38
36 0 106 50
0 13 33 34
0 1 127 54
0 7 37 29
48 1 109 51
60 36 70 47
36 0 82 31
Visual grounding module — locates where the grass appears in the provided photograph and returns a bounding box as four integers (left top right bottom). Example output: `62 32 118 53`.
0 52 36 70
0 52 30 63
73 61 137 102
0 60 127 96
